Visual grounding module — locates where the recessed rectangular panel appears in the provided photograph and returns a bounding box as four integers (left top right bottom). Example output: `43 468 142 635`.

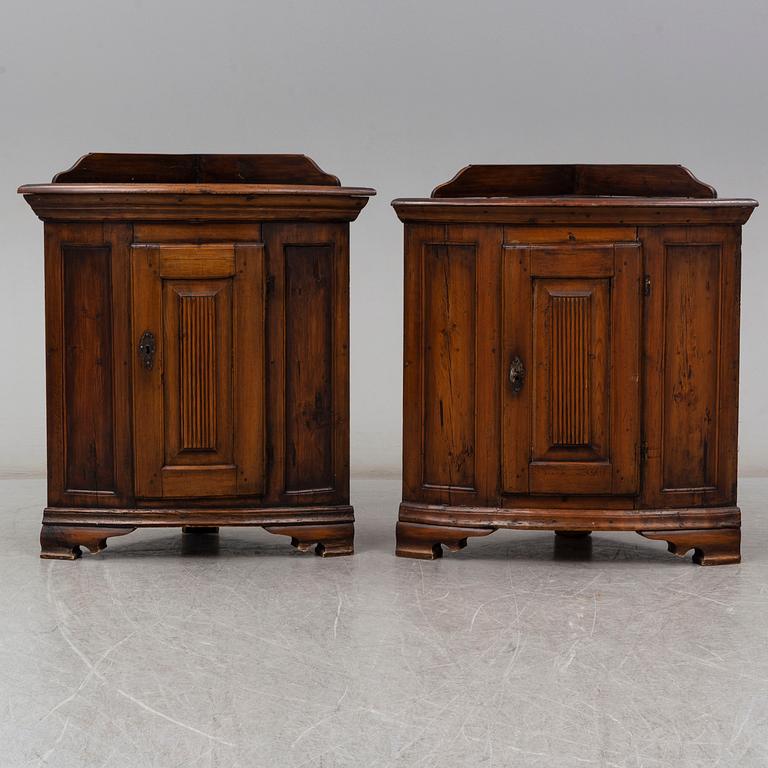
550 294 590 447
532 279 609 464
284 245 334 492
179 294 217 450
158 245 236 279
163 280 233 467
422 244 476 489
662 244 721 490
63 246 115 492
530 247 614 277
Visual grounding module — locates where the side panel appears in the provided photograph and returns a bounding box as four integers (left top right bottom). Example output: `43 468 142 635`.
402 224 501 506
263 223 349 505
284 244 334 492
641 226 741 507
45 223 133 507
422 243 476 489
63 245 115 491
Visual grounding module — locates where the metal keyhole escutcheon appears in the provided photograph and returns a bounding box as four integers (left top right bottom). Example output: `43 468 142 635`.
509 356 525 394
138 330 156 370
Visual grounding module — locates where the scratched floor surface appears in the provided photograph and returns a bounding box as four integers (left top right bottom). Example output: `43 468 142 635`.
1 476 767 767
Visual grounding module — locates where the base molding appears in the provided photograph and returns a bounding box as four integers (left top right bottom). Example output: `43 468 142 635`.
40 505 355 560
40 525 136 560
399 502 740 530
264 524 354 557
395 522 495 559
397 502 741 565
639 528 741 566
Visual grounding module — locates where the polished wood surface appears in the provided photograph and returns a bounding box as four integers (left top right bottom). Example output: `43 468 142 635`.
22 154 374 558
52 153 342 185
395 165 756 564
431 164 717 198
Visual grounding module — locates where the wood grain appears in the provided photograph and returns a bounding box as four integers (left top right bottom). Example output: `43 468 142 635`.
284 244 334 493
62 244 115 492
422 243 476 490
640 226 741 508
263 222 350 506
44 223 134 508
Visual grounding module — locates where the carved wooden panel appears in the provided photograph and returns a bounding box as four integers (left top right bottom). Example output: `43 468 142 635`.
132 242 265 498
532 280 609 465
550 294 590 447
179 293 217 451
502 243 641 495
422 243 476 490
641 226 740 508
163 281 232 467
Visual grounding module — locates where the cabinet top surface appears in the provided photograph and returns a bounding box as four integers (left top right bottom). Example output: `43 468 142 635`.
18 154 375 222
392 165 757 225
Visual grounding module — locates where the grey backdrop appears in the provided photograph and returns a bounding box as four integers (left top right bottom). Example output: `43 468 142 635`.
1 0 766 477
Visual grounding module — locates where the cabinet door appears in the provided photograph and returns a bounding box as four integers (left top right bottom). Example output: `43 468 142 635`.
502 244 641 495
132 243 265 498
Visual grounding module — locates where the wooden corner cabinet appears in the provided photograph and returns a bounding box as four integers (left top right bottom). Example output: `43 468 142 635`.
393 165 757 565
19 153 374 559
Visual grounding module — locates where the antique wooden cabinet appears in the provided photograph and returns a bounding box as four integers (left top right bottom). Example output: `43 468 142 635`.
393 165 757 564
19 154 374 559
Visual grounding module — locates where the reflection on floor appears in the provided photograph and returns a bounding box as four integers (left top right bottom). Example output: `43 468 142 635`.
1 476 766 767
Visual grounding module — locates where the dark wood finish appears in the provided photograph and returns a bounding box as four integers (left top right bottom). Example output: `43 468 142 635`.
395 165 756 565
19 186 372 223
43 504 353 526
432 164 717 198
52 153 341 185
263 223 350 505
22 154 373 559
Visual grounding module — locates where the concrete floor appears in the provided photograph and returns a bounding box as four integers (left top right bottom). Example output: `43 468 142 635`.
1 477 767 768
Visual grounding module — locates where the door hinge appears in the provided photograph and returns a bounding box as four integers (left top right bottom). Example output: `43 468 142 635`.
643 275 651 296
